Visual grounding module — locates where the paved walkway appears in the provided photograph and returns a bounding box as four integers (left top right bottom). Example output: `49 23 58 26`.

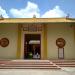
0 67 75 75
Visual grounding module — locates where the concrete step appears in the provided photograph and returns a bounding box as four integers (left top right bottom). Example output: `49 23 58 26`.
0 62 50 64
56 63 75 65
51 60 75 67
0 66 61 69
0 60 51 65
7 62 51 65
59 65 75 67
51 60 75 63
11 60 50 63
0 60 61 69
4 64 53 65
0 64 57 67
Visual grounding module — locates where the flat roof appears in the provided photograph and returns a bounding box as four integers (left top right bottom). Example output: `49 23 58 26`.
0 18 75 23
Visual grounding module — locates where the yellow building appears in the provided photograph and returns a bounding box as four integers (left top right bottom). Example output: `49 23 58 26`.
0 18 75 60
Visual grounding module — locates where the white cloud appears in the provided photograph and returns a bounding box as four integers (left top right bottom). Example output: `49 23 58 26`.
10 1 40 18
41 6 66 18
0 6 9 18
10 2 66 18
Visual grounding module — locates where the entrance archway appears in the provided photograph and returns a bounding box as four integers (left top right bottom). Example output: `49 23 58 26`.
20 24 46 59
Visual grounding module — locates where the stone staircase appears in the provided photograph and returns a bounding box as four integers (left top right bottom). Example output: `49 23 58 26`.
51 60 75 67
0 60 61 69
0 60 75 69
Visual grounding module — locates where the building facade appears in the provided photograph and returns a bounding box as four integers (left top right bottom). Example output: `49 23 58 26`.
0 18 75 60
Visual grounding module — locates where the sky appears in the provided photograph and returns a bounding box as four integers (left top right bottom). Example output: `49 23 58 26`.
0 0 75 18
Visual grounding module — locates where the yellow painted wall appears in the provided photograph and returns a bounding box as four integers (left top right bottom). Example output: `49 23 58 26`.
0 24 18 59
0 23 75 59
47 23 75 59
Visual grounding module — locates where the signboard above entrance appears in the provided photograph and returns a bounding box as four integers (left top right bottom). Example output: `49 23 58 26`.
21 24 43 32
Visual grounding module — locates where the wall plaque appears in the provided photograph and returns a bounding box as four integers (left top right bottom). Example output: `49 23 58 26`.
56 38 66 59
56 38 66 48
0 38 9 47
